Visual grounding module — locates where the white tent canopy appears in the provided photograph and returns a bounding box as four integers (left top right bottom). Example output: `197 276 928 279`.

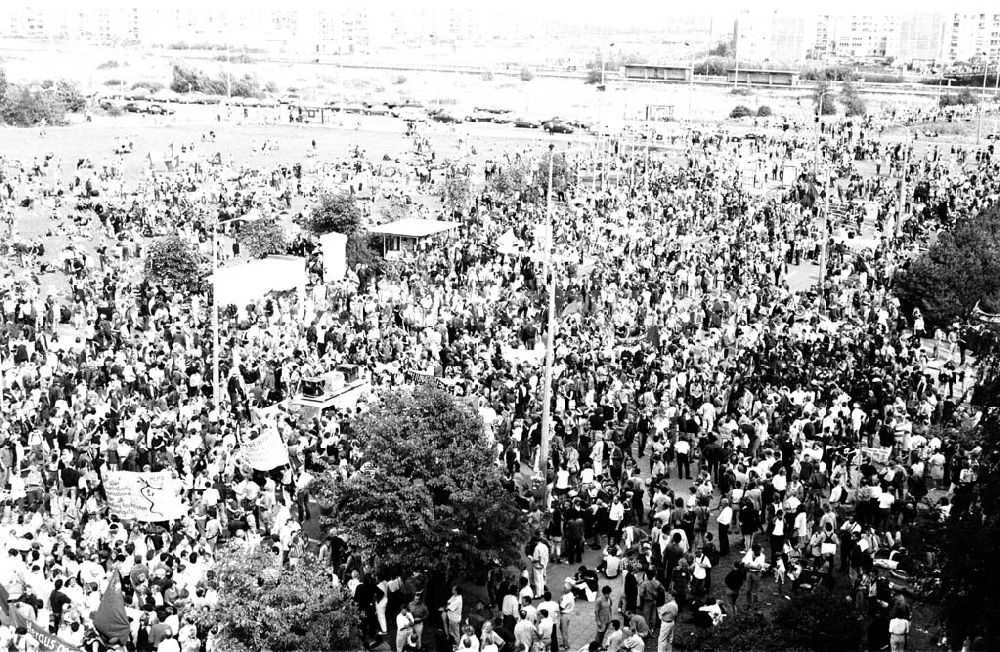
212 255 307 307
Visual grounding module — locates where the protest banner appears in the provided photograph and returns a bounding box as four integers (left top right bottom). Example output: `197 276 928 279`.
239 427 290 471
105 471 187 522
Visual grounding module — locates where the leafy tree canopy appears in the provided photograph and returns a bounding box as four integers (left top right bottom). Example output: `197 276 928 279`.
329 386 529 579
895 204 1000 329
195 545 361 652
143 235 207 294
238 217 288 259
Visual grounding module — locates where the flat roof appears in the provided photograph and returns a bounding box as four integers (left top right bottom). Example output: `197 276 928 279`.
368 219 461 238
726 69 799 74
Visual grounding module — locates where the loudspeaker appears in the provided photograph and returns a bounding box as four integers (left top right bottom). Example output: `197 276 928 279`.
301 377 325 397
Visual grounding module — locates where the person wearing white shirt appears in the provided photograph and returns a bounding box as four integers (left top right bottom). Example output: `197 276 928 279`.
716 499 733 556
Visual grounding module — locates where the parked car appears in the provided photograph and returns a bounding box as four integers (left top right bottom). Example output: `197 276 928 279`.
123 102 142 113
145 104 174 115
513 116 540 129
542 118 574 134
468 110 496 123
431 111 463 124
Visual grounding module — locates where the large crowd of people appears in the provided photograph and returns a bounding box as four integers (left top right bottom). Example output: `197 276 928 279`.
0 94 997 652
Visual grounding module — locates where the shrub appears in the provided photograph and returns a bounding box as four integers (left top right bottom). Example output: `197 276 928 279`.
895 204 1000 329
143 235 207 294
264 80 279 93
55 80 86 113
757 105 773 117
104 79 124 87
730 86 753 96
939 88 979 107
393 74 407 85
96 60 120 70
481 70 494 82
237 217 288 259
170 64 262 98
0 85 67 127
105 105 124 117
730 104 753 119
840 81 867 116
586 68 602 85
131 80 164 93
519 67 535 81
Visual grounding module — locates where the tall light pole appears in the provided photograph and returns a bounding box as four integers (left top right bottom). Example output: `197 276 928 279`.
685 41 695 120
814 91 830 308
977 52 989 145
212 216 221 408
537 144 556 477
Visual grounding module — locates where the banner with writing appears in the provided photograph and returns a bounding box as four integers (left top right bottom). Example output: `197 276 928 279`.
105 471 187 522
239 427 290 471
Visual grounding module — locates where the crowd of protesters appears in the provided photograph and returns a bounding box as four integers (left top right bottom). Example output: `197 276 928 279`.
0 95 997 652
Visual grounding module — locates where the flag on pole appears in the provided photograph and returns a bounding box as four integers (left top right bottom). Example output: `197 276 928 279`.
92 571 131 645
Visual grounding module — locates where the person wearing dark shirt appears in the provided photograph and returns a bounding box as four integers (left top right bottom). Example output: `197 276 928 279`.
49 580 71 633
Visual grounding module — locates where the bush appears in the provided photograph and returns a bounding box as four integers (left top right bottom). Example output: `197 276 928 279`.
940 88 979 107
54 80 85 113
730 87 753 96
105 105 123 117
586 68 602 85
194 546 361 652
170 63 262 98
131 81 164 93
0 85 67 126
237 217 288 259
481 70 494 82
519 67 535 82
264 80 279 93
214 53 253 64
815 81 837 115
298 192 376 270
143 235 207 294
393 74 407 85
96 60 119 70
840 81 867 116
895 204 1000 329
730 105 753 119
687 589 865 652
694 56 735 76
757 105 773 117
104 79 124 87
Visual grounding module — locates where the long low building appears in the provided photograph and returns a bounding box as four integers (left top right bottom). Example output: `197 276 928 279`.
726 69 799 86
623 64 692 82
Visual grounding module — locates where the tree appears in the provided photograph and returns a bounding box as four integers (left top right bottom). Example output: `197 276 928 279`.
687 589 865 652
195 545 361 652
757 105 773 117
0 85 67 126
933 412 1000 650
895 204 1000 329
438 166 472 217
238 218 288 259
814 81 837 115
940 89 979 107
839 81 867 117
520 67 535 82
730 105 753 119
709 40 733 57
488 161 531 205
143 235 207 294
0 66 7 105
55 80 86 113
533 150 570 198
298 191 375 271
328 386 529 580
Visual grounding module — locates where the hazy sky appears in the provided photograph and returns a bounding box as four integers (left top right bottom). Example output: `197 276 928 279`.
26 0 1000 17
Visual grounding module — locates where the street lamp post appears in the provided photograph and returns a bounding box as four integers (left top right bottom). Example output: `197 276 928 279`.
977 52 991 145
537 144 556 477
814 91 830 309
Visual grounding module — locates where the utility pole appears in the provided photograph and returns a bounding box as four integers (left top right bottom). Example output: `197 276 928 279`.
977 54 990 146
212 218 221 408
537 144 556 478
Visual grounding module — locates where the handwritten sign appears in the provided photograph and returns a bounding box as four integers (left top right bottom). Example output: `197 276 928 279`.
239 427 290 471
105 471 187 522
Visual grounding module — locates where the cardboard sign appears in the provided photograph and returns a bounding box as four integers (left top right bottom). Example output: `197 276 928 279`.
239 427 290 471
105 471 187 522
